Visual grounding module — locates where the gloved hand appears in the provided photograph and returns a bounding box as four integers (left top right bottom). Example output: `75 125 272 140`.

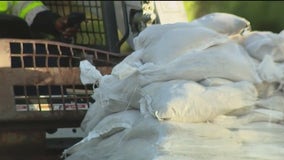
54 16 80 39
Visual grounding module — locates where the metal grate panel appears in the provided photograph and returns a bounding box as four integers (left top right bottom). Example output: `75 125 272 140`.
0 39 125 128
43 1 119 52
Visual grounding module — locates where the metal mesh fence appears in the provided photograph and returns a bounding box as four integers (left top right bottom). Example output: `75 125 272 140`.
43 1 119 52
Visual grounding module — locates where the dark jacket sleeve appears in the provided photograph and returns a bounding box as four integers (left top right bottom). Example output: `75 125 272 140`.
30 10 61 36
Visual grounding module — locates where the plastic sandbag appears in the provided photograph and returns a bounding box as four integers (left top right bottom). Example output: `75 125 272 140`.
253 108 284 122
155 122 242 160
242 31 284 62
81 74 141 133
133 12 250 51
257 54 284 83
256 95 284 113
140 26 229 65
140 80 257 123
133 22 193 50
190 12 251 36
90 110 142 138
199 77 233 87
214 108 283 128
97 74 141 110
66 117 160 160
254 82 281 99
111 49 144 80
236 122 284 156
64 130 128 160
79 60 102 84
80 100 111 133
64 110 142 158
139 42 261 86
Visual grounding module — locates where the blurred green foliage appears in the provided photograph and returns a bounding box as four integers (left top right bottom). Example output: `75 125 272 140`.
183 1 284 33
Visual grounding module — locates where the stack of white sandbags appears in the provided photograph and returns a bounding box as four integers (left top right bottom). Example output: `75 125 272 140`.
62 12 284 160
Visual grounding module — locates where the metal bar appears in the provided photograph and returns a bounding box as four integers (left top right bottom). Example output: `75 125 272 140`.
0 68 81 85
115 1 130 50
0 42 14 113
102 1 120 52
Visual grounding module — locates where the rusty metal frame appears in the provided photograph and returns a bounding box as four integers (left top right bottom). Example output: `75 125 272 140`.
0 39 125 129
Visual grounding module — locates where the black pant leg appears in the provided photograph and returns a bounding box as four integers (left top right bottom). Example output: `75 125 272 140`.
0 14 32 39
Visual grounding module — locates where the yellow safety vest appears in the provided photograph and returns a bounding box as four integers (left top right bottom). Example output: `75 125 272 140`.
0 1 11 13
0 1 47 25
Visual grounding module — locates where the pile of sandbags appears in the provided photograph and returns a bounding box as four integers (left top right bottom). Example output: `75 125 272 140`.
62 12 284 160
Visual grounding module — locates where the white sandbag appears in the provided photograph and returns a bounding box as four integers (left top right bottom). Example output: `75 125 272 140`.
81 74 141 133
62 134 104 159
111 49 144 80
280 29 284 38
96 74 141 109
140 26 229 65
109 118 241 160
254 82 281 98
213 115 242 128
226 105 256 117
237 121 284 133
67 110 137 157
80 101 111 133
79 60 102 84
140 80 257 123
139 42 261 86
64 12 284 160
277 62 284 75
62 128 101 158
241 144 284 160
81 85 137 133
253 108 284 122
70 114 283 160
199 77 233 87
81 95 137 134
256 95 284 112
90 110 142 138
133 12 250 51
229 34 245 44
133 22 193 50
68 118 158 160
242 31 284 62
64 110 142 157
214 108 283 128
256 54 284 83
236 122 284 160
67 117 161 160
96 75 120 101
64 130 129 160
154 122 242 160
190 12 251 36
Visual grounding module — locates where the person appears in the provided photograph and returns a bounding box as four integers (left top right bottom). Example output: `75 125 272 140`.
0 1 80 40
0 1 85 98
